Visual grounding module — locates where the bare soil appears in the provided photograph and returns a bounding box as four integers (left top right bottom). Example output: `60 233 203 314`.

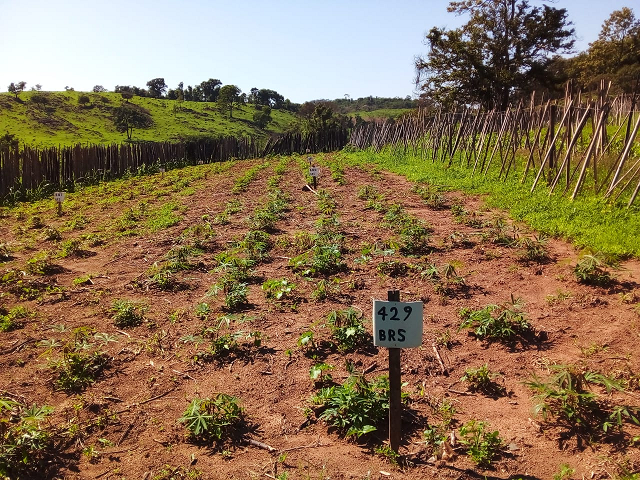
1 156 639 480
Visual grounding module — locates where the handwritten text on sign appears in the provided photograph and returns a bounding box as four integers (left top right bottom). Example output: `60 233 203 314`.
309 166 320 178
53 192 66 203
372 300 423 348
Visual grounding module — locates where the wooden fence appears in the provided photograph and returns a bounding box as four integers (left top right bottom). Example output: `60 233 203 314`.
349 84 640 206
0 129 349 203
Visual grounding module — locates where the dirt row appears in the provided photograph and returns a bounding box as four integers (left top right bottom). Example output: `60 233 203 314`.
1 154 639 479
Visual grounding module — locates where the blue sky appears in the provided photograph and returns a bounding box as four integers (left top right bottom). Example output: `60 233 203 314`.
0 0 634 103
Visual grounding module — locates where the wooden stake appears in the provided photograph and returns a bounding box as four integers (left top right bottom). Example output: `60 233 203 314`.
387 289 401 453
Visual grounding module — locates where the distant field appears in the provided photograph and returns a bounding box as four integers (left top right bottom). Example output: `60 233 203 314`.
0 91 298 147
348 108 414 121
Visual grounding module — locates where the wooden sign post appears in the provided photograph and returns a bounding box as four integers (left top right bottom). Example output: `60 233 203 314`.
309 166 319 189
373 290 423 453
53 192 66 216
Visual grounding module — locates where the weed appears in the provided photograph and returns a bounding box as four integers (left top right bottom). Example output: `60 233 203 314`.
517 235 549 263
50 349 110 392
458 420 503 467
317 190 337 215
111 299 145 328
377 260 409 277
574 253 614 286
194 302 211 320
525 364 640 435
374 444 399 464
25 251 61 275
458 296 532 342
0 243 12 262
553 464 575 480
0 305 33 332
411 183 447 209
297 331 316 353
546 289 572 305
311 277 341 301
0 399 54 477
179 394 243 443
209 279 249 311
57 238 83 258
262 278 297 301
461 364 506 396
310 373 390 438
310 363 334 386
326 307 368 352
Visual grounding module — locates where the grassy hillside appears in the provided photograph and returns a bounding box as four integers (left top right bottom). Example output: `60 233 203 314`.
0 91 298 147
348 108 414 121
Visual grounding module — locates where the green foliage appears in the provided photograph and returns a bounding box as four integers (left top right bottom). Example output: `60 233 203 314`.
0 305 32 332
262 278 296 301
179 394 243 443
411 183 447 209
113 102 153 140
311 277 341 302
574 253 614 286
0 399 54 477
50 350 110 392
310 373 390 438
111 299 145 328
517 235 549 263
310 363 334 385
458 296 531 341
25 252 60 275
525 364 639 435
461 364 506 396
377 260 409 277
415 0 574 109
326 307 368 352
553 464 575 480
458 420 503 467
382 204 431 254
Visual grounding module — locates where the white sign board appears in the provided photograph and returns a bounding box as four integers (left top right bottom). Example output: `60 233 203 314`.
309 166 320 178
372 300 423 348
53 192 66 203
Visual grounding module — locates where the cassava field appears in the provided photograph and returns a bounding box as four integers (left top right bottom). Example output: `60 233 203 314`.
1 152 639 480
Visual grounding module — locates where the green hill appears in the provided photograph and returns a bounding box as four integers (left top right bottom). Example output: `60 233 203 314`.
0 91 298 147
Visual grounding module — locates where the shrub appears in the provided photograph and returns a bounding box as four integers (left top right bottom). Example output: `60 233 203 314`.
458 420 503 467
525 364 639 436
458 296 531 341
0 399 54 477
574 253 613 286
310 373 390 438
179 394 243 443
326 307 368 352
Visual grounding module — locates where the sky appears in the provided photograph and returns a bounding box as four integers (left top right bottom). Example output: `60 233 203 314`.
0 0 635 104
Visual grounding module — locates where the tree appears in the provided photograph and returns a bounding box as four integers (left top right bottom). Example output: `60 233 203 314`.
146 78 167 98
200 78 222 102
113 103 153 139
217 85 241 118
571 8 640 93
7 81 27 99
415 0 575 110
93 85 107 93
253 106 272 128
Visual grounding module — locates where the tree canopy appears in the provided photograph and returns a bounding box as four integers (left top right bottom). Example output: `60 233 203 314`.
217 85 241 118
113 103 154 140
7 81 27 99
415 0 575 110
146 78 167 98
568 7 640 93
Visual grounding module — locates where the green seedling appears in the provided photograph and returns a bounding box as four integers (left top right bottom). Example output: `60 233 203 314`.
458 420 503 467
461 364 506 396
326 307 367 352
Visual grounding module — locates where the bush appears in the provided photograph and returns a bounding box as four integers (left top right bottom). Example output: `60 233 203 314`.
179 394 243 443
311 373 390 438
